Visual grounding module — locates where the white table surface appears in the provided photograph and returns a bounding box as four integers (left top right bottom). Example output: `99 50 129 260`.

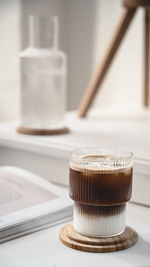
0 202 149 267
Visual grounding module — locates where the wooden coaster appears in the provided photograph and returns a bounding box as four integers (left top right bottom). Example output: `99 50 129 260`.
59 224 138 253
17 126 70 135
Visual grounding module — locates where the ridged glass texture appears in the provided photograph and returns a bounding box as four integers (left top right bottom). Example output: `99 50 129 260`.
74 202 126 237
69 147 133 237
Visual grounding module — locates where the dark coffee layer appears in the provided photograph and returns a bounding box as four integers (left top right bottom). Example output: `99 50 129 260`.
74 202 126 217
69 167 132 205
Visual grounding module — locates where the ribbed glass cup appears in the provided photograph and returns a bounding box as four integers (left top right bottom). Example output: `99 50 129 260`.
69 147 133 237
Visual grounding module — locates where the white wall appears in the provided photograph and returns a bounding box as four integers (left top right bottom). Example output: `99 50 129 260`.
0 0 21 120
92 0 143 110
0 0 146 120
21 0 144 112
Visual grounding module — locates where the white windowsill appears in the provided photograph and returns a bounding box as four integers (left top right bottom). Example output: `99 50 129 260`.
0 108 150 205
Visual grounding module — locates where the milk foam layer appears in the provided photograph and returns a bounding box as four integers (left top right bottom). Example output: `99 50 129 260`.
71 148 133 173
74 203 126 237
70 159 132 173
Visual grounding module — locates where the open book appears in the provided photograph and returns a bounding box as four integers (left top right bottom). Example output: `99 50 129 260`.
0 166 73 243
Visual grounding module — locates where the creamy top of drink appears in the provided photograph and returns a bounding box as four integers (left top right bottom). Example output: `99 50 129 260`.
70 154 133 173
70 149 133 204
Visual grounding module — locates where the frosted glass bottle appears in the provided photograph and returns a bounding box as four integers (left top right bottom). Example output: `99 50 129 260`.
19 16 67 130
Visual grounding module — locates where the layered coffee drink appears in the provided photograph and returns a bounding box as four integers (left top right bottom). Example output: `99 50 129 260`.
69 148 133 237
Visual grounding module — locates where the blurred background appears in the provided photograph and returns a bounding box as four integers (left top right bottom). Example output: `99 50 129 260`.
0 0 146 120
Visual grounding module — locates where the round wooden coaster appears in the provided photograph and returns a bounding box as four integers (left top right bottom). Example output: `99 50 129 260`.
59 224 138 253
16 126 70 135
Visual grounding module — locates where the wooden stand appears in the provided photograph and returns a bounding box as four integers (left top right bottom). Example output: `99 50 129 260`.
59 224 138 253
78 0 150 117
17 126 70 135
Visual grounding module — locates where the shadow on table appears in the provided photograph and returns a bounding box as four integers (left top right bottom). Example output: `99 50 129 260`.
117 235 150 266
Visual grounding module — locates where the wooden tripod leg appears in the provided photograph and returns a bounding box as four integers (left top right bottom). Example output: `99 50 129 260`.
144 7 150 107
78 7 136 118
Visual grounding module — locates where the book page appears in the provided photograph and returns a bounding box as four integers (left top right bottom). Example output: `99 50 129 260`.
0 170 59 216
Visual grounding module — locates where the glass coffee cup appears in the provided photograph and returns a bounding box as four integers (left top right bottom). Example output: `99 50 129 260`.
69 147 133 237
